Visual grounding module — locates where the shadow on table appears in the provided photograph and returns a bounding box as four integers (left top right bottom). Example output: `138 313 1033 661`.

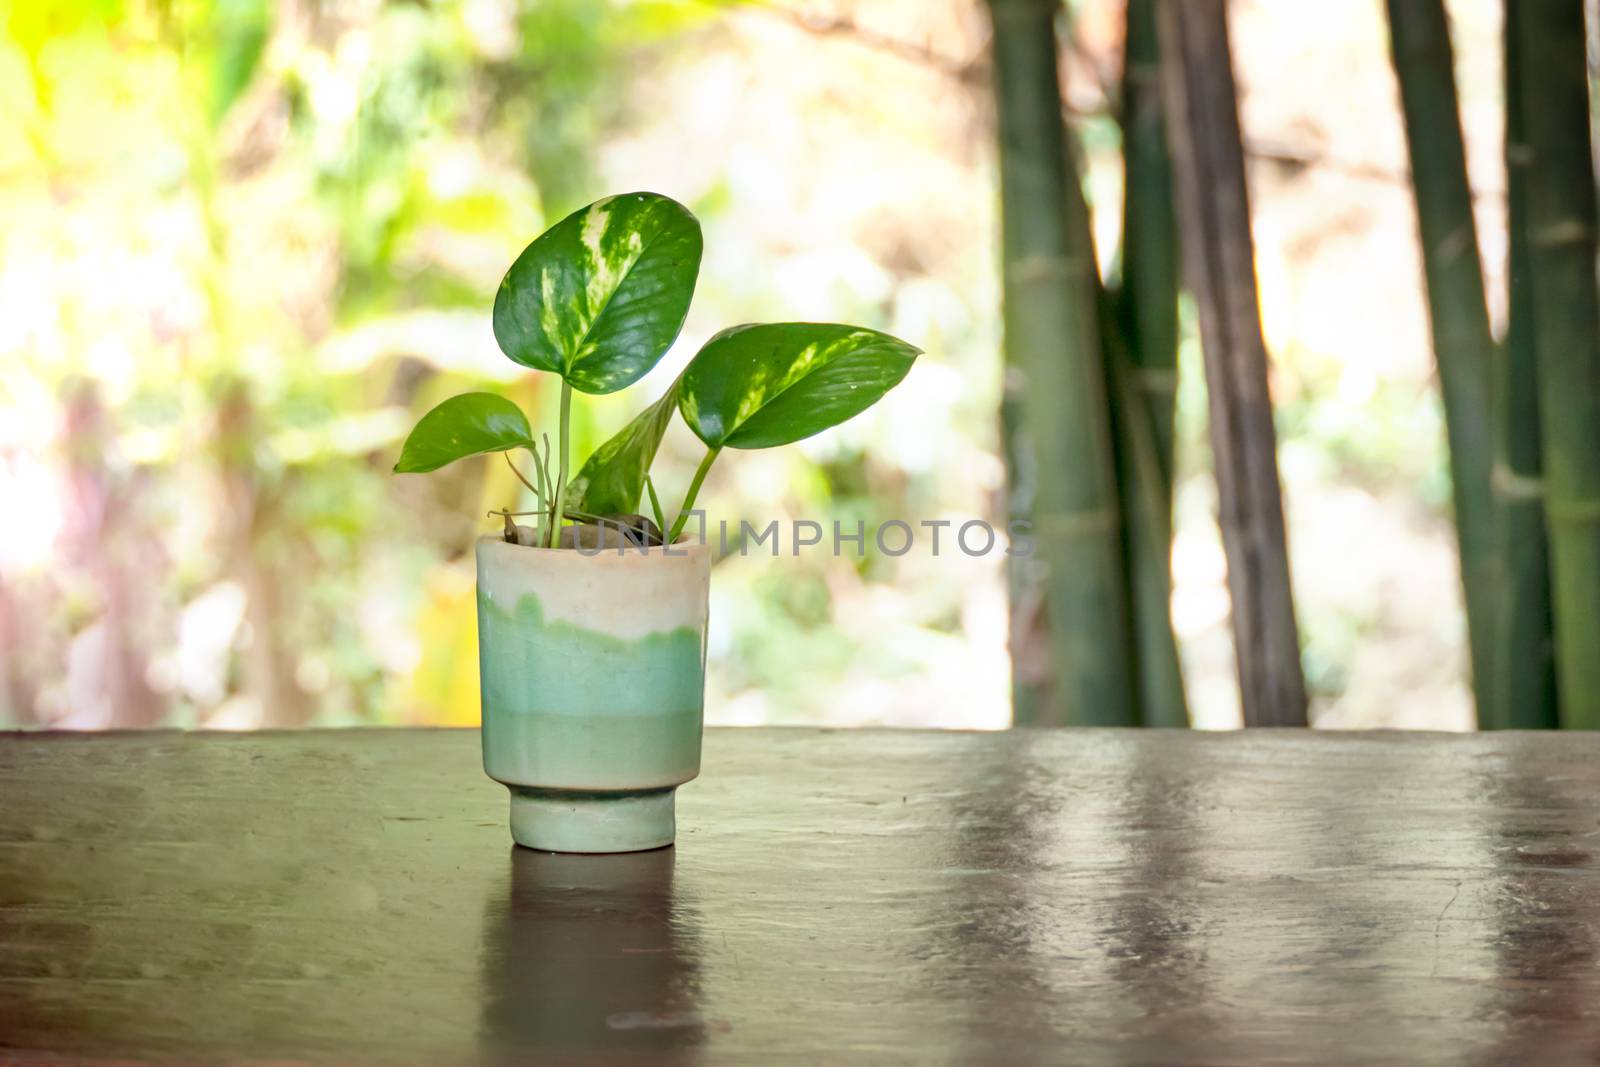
478 845 707 1065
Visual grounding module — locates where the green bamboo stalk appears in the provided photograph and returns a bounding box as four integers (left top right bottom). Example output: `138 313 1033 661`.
1383 0 1498 722
1118 0 1181 489
1109 0 1187 728
1487 0 1559 729
1514 0 1600 729
1158 0 1307 727
1101 293 1190 727
986 0 1136 726
996 31 1053 728
1004 343 1057 721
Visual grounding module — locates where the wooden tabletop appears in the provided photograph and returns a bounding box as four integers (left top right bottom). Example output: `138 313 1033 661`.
3 728 1599 1065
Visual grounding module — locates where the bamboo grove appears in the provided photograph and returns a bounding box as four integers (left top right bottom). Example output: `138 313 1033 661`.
986 0 1600 729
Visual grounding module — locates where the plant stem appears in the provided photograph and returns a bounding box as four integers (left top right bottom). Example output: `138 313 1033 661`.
549 382 572 548
505 451 542 503
529 441 551 544
668 447 720 544
645 474 666 533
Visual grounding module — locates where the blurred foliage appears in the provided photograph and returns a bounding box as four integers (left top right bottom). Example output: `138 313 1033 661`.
0 0 736 727
0 0 1001 730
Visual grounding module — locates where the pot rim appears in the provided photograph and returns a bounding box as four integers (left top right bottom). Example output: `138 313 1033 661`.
474 533 712 563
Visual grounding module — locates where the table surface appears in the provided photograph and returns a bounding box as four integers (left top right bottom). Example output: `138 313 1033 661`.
3 727 1600 1066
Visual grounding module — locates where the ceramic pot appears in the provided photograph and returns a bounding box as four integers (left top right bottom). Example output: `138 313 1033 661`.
475 535 711 852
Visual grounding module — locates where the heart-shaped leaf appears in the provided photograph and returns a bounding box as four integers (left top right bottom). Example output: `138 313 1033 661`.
394 392 532 473
564 380 681 516
492 192 702 395
678 323 920 450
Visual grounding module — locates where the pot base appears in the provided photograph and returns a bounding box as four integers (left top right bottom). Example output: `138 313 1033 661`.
507 787 676 853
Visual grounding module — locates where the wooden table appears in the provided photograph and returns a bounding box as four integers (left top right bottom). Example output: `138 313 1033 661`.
3 728 1599 1065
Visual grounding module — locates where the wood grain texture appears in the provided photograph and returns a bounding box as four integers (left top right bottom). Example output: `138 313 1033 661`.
4 728 1600 1065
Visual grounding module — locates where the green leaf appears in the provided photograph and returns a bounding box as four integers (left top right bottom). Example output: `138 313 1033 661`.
678 323 921 449
492 192 702 395
565 380 681 515
393 393 532 473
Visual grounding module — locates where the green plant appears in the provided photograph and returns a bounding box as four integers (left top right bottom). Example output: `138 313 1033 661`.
393 192 921 547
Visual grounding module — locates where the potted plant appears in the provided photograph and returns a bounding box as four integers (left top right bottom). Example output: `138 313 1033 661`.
394 192 919 853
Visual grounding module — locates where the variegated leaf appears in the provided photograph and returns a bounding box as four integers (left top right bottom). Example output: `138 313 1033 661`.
492 192 701 395
679 323 920 449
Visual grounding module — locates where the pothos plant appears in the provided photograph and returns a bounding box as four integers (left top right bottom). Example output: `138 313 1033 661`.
394 192 921 548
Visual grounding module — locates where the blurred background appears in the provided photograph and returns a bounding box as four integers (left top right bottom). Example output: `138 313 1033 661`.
0 0 1505 731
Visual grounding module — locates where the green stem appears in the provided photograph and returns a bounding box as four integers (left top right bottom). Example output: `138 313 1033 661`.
548 382 572 549
505 451 542 504
645 474 667 534
529 441 551 544
668 447 720 544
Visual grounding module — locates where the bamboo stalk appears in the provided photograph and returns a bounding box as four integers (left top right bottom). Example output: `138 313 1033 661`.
1102 293 1191 727
1513 0 1600 729
1157 0 1307 727
1486 0 1559 729
1004 342 1057 721
995 18 1053 728
1110 0 1187 728
986 0 1136 726
1383 0 1498 722
1118 0 1181 489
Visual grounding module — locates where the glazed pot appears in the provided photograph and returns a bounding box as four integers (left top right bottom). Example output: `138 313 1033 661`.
475 535 711 853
